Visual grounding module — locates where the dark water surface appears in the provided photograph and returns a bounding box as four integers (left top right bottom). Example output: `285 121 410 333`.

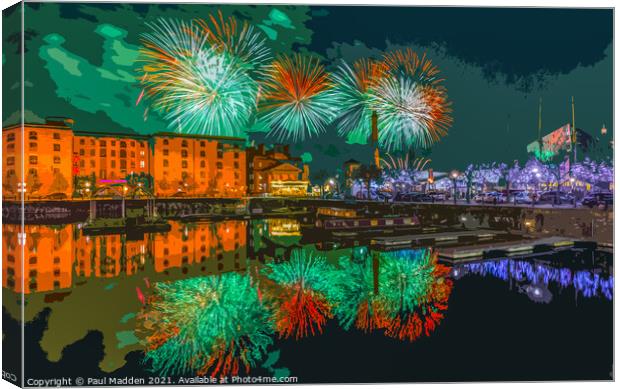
3 219 613 384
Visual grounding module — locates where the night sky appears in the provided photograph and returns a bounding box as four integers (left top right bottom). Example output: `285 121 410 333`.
2 3 613 172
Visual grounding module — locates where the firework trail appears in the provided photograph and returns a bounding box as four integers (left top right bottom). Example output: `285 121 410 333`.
139 18 263 137
259 53 337 142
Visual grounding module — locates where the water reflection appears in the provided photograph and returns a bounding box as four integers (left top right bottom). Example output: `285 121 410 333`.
139 273 272 377
2 220 613 379
454 258 614 302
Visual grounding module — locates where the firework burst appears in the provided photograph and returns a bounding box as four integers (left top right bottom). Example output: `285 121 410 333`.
195 11 271 73
139 18 261 137
380 153 431 171
378 249 452 342
139 273 273 377
259 53 337 142
372 76 451 151
262 249 334 339
331 58 386 142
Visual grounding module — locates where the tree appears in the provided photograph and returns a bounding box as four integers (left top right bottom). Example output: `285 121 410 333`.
355 164 382 200
49 170 69 194
311 169 329 197
26 170 42 197
180 172 196 194
3 171 18 196
157 176 171 193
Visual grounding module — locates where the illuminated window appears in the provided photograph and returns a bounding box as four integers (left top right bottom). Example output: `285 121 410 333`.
6 157 15 166
54 156 61 164
182 160 188 169
140 160 145 168
181 150 188 158
29 156 38 164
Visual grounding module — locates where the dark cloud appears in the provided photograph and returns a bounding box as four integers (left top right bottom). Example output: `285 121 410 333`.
308 6 612 83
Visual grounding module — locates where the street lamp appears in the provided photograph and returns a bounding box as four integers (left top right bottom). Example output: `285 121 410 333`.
450 170 459 204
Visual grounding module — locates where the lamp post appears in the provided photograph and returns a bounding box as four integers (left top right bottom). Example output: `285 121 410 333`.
450 170 459 204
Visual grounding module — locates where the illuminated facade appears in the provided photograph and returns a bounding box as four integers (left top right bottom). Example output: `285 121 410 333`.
3 120 74 200
152 133 246 197
247 144 310 196
73 132 150 182
2 119 247 199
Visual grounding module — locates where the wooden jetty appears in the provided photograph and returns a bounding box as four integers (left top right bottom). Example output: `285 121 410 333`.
437 236 586 262
370 229 502 248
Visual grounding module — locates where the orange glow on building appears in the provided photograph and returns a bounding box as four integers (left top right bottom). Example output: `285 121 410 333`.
3 120 74 200
2 224 73 294
73 132 150 182
2 119 249 199
152 133 246 197
3 220 248 294
247 144 309 196
152 220 247 273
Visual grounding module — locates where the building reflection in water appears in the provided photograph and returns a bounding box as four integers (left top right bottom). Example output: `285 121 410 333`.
2 220 248 294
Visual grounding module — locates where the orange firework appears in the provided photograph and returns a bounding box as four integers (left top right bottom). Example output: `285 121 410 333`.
383 48 442 85
195 11 271 71
273 286 332 340
259 53 336 142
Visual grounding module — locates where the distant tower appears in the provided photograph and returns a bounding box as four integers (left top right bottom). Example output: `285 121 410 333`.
538 97 543 146
571 96 577 163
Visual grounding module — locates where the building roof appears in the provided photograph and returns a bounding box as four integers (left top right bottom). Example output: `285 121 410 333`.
3 122 73 132
265 162 302 173
155 131 245 142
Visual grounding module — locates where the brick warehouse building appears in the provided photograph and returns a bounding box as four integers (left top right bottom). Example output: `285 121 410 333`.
2 118 247 200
